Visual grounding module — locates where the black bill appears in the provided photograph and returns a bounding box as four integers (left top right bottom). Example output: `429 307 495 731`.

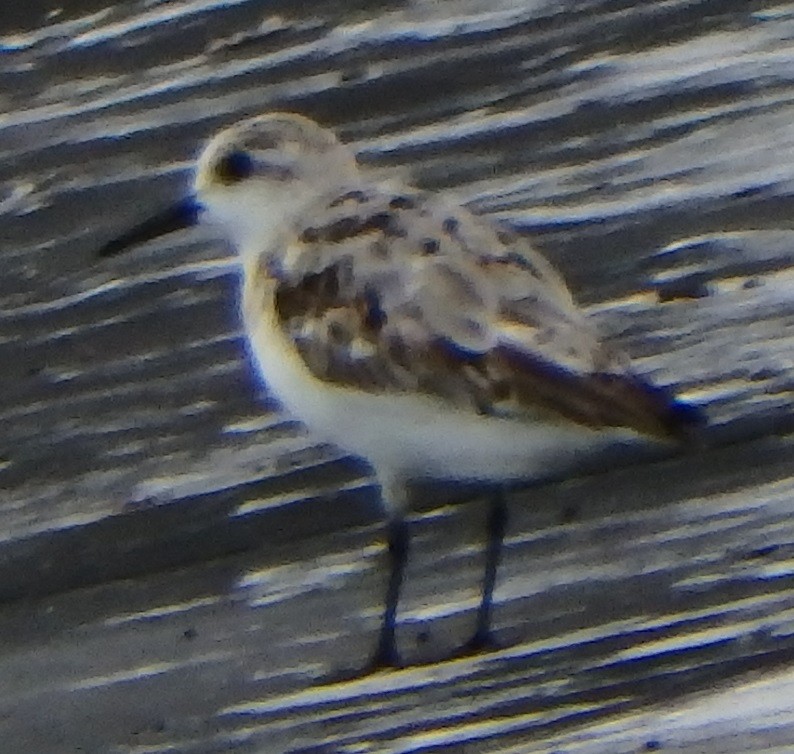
97 197 201 257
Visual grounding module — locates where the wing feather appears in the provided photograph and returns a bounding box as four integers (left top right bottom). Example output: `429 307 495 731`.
269 186 699 439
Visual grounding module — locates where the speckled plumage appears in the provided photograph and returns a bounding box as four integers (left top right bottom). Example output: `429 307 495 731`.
204 114 691 441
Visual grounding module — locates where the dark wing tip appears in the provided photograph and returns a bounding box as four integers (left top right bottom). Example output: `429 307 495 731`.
668 394 707 429
487 344 707 442
636 379 707 442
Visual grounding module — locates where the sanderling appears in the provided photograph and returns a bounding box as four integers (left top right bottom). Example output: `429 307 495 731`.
99 112 702 670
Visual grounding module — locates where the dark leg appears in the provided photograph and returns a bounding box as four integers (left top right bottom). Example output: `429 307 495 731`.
462 488 508 653
369 516 410 669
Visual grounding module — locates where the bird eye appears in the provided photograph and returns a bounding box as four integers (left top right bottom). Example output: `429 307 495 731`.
215 150 254 184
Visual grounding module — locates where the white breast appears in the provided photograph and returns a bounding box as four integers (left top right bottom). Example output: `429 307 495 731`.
241 270 626 512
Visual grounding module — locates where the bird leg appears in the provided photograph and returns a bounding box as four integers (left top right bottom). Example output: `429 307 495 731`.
369 515 410 669
462 487 508 652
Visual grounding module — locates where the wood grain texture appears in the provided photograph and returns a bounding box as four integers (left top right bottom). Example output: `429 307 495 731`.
0 0 793 751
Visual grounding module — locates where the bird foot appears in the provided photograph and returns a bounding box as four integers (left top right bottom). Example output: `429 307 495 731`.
318 640 401 685
455 627 503 657
367 635 402 671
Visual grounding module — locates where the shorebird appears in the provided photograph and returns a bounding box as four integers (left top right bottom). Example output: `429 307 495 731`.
98 112 702 670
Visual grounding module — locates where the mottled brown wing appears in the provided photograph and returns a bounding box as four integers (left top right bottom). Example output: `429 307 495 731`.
271 186 700 438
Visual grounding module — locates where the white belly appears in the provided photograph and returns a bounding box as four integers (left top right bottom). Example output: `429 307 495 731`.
242 275 626 510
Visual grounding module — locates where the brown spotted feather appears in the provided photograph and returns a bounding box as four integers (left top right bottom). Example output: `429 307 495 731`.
269 187 688 438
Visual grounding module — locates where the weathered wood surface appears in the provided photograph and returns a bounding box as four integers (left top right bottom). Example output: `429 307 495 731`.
1 1 793 752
